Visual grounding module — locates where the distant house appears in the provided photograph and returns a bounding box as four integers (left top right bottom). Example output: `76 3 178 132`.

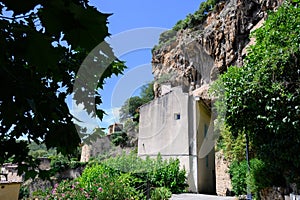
138 86 216 194
80 123 125 162
108 123 123 135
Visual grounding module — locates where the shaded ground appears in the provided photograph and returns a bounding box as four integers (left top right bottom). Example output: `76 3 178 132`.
170 193 236 200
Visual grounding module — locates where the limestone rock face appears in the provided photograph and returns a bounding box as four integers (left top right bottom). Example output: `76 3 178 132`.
152 0 283 100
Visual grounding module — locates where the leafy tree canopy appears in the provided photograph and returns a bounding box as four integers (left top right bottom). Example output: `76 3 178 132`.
28 142 57 158
119 82 154 122
119 96 145 122
212 1 300 186
0 0 126 177
140 82 154 103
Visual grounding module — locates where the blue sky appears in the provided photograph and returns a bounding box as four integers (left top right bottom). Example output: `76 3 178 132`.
70 0 203 133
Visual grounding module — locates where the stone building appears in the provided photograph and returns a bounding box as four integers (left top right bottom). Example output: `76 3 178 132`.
108 123 123 135
138 86 216 194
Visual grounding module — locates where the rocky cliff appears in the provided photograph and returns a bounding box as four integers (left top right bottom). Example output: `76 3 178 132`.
152 0 283 102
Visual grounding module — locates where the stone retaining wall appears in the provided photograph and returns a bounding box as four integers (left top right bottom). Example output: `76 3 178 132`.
215 151 232 196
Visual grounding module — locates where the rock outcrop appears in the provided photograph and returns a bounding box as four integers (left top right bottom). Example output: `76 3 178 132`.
152 0 283 101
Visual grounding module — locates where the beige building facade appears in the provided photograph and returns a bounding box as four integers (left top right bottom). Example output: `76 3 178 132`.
138 86 215 194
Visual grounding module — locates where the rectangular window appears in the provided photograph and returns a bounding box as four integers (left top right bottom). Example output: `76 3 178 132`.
204 124 208 137
206 155 209 168
174 113 180 120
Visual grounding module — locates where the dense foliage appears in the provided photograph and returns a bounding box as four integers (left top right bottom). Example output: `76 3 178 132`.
101 153 187 194
150 187 172 200
28 142 56 159
34 153 187 199
216 124 247 162
110 131 128 147
212 1 300 193
0 0 125 175
49 154 84 173
79 164 143 199
173 0 224 31
228 160 248 195
119 96 145 122
229 159 271 197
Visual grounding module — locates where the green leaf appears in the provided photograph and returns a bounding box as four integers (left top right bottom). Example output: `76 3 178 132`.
24 30 62 71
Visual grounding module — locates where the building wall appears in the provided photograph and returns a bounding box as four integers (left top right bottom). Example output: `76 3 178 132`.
138 87 190 156
196 102 216 194
138 87 215 193
80 136 112 162
138 87 197 191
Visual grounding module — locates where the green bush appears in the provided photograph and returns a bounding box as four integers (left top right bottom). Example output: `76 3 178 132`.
102 153 187 194
248 159 286 197
40 164 142 199
19 185 30 199
42 180 87 199
149 155 187 194
246 159 268 196
150 187 172 200
230 158 280 198
38 153 187 199
79 164 143 199
101 152 154 174
110 131 128 147
216 123 247 162
49 154 70 173
229 160 248 195
49 153 85 176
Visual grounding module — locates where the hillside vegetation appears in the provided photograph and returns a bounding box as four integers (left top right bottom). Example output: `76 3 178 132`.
212 1 300 197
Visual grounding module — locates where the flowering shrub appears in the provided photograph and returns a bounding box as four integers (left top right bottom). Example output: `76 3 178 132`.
36 153 187 199
36 177 141 199
79 164 143 199
47 180 87 199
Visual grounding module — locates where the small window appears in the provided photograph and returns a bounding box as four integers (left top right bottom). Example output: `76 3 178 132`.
204 124 208 137
174 113 180 120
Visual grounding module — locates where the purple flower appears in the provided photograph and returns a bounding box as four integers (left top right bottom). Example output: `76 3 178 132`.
97 187 103 192
51 188 56 195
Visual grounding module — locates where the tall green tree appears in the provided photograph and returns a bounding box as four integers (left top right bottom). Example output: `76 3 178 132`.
0 0 125 177
119 96 144 122
212 1 300 187
119 83 154 122
140 82 154 103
